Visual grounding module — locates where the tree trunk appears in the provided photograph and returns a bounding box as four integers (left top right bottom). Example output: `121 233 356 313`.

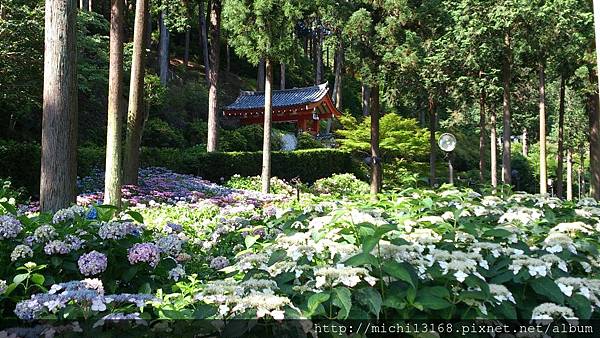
315 28 322 84
144 9 151 48
370 85 381 195
40 0 78 212
490 106 498 190
361 84 370 116
556 74 566 198
332 40 343 110
206 0 221 152
104 0 125 206
539 62 547 195
199 0 209 83
226 42 231 72
502 31 512 185
88 0 92 11
566 148 573 201
257 58 265 91
183 28 190 68
261 59 273 194
280 63 285 89
522 128 528 157
123 0 148 185
80 0 89 11
479 86 486 183
592 0 600 199
588 83 600 199
158 10 169 85
429 95 436 187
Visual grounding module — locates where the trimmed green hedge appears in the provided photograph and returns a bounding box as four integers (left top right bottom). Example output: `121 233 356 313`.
0 141 358 195
140 147 357 183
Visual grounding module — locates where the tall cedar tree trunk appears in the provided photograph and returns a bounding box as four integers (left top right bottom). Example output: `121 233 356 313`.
123 0 148 185
370 85 382 195
199 0 209 83
490 106 498 190
567 149 573 200
226 43 231 72
361 84 370 116
80 0 89 10
539 63 547 194
206 0 221 152
280 63 285 89
40 0 78 212
592 0 600 199
104 0 125 206
429 95 436 187
588 82 600 199
556 75 566 198
502 32 512 185
144 9 151 47
183 28 190 68
88 0 92 11
315 28 323 84
158 10 169 85
261 59 273 194
332 41 343 110
479 85 486 183
522 128 527 156
257 59 265 91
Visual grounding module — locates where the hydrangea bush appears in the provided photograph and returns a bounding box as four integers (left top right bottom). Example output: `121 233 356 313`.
3 170 600 335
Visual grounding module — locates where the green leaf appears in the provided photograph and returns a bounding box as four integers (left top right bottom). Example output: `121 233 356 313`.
307 292 330 314
332 287 352 319
362 235 380 253
126 210 144 223
494 301 517 319
344 252 379 267
244 235 259 249
193 304 217 319
13 273 28 285
30 273 45 286
567 294 592 319
122 266 139 282
0 202 17 215
355 288 382 319
382 261 416 288
383 294 406 310
483 229 513 238
530 277 564 304
95 205 118 221
420 286 450 299
415 293 452 311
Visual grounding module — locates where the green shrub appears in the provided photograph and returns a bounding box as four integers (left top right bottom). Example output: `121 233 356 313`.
297 132 324 149
225 174 294 195
311 173 369 196
142 118 186 148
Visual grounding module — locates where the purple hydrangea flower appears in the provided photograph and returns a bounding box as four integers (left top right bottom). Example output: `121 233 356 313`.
78 251 108 276
209 256 230 270
98 221 142 240
155 234 183 256
44 240 71 255
0 214 23 239
65 234 85 250
127 243 161 268
164 222 183 233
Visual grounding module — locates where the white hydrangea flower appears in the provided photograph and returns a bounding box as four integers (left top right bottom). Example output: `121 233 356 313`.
531 303 577 322
489 284 515 304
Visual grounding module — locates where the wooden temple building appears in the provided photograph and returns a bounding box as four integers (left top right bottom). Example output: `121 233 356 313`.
222 83 341 135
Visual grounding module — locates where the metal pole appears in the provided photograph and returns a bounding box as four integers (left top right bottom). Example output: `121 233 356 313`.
448 152 454 184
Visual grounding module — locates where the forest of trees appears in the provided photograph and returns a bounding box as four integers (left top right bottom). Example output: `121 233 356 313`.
2 0 600 211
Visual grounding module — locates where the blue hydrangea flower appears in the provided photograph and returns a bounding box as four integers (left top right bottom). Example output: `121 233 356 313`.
78 251 108 276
